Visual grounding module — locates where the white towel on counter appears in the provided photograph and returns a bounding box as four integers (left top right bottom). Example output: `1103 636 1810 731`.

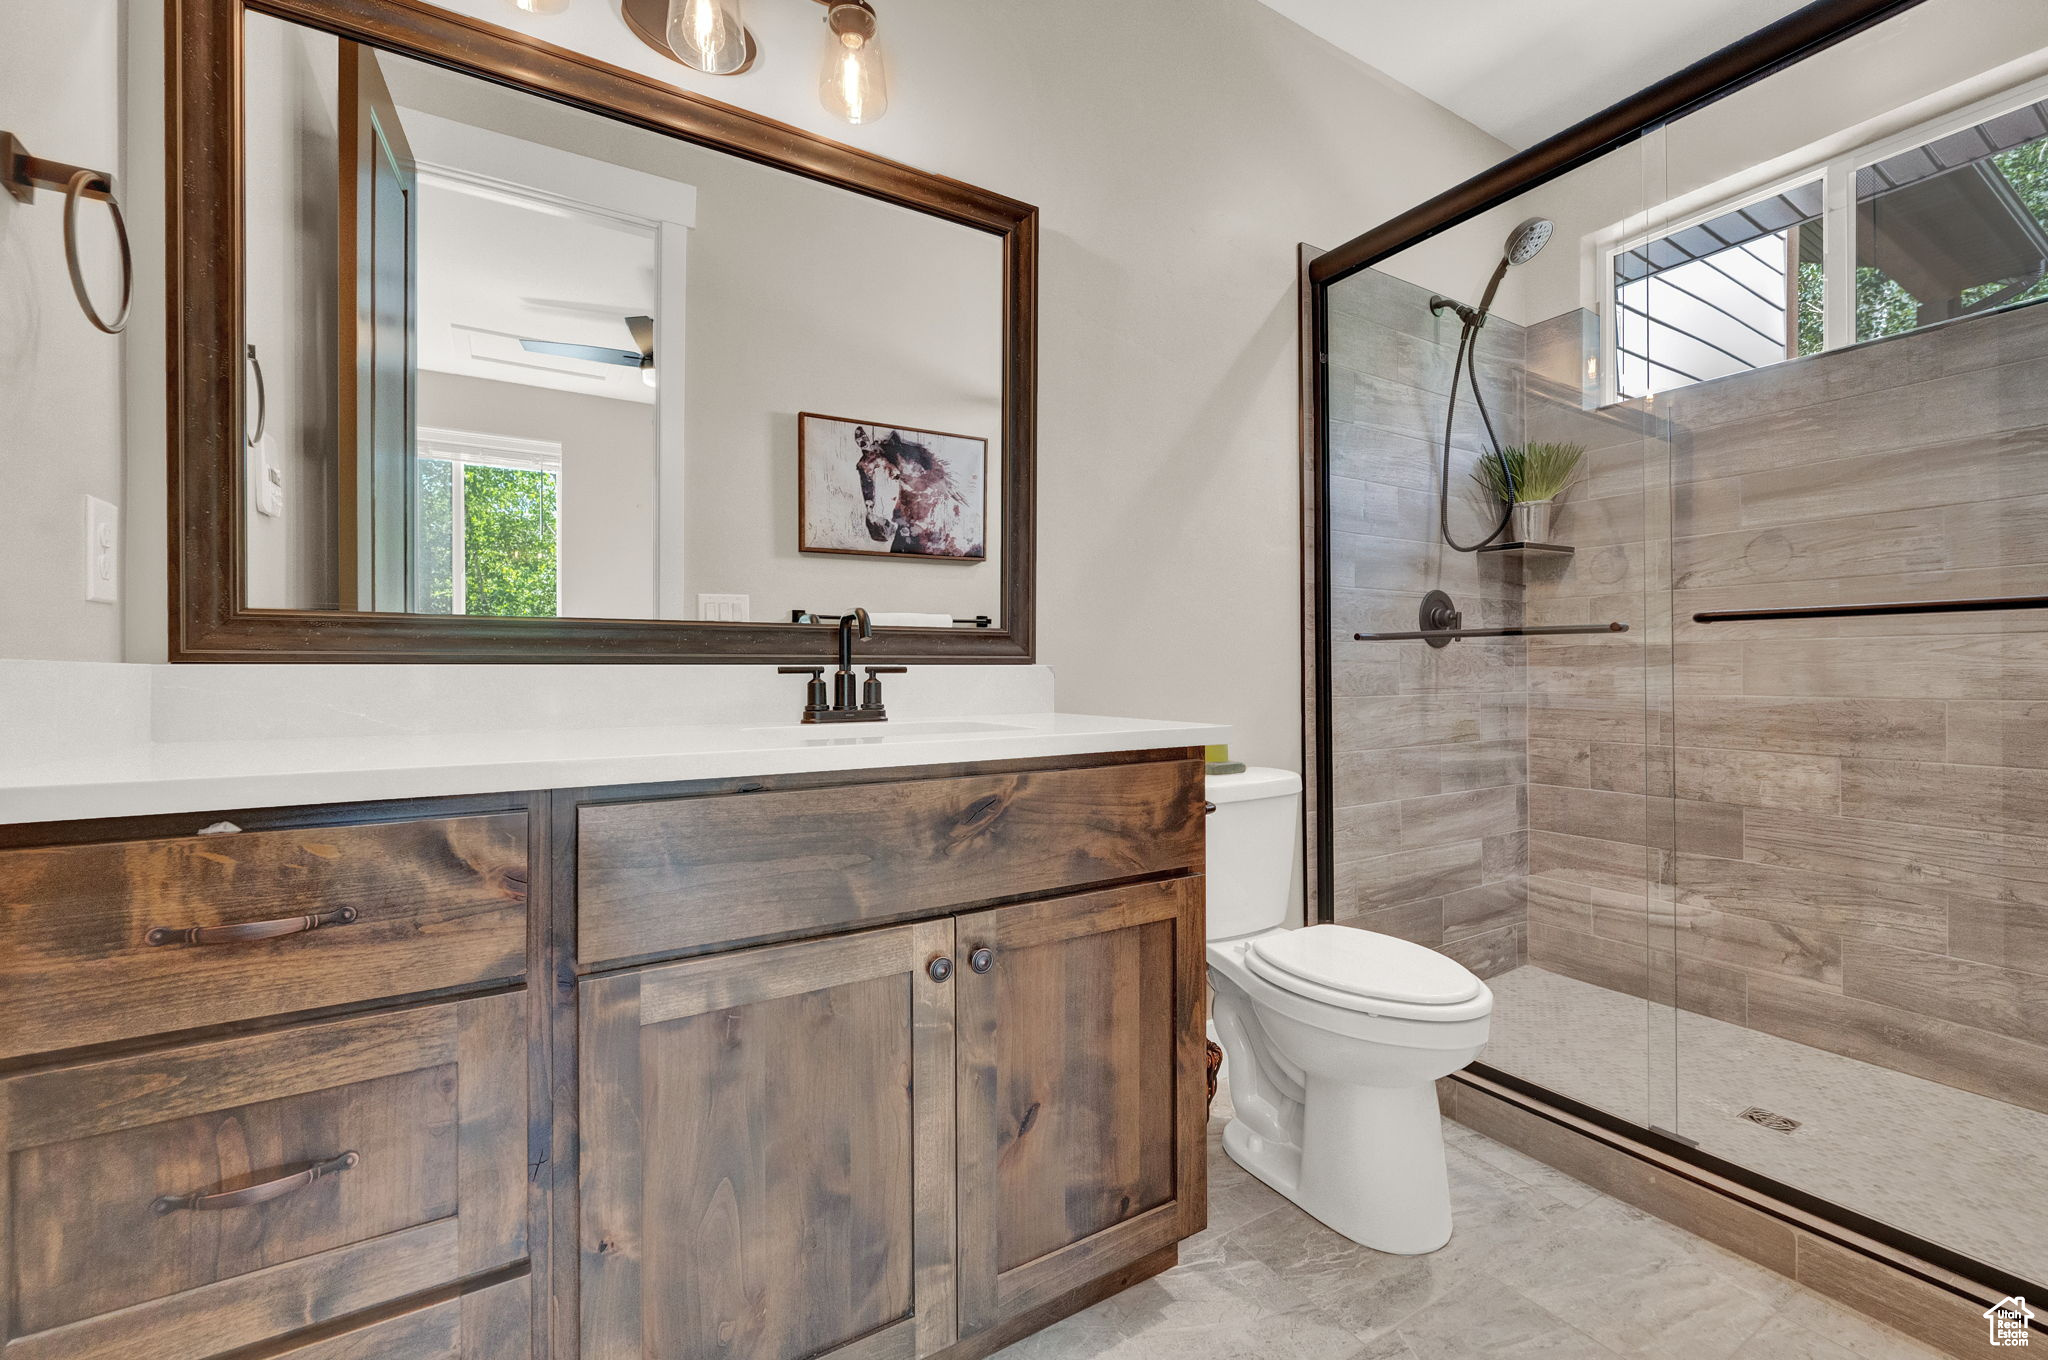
868 612 954 629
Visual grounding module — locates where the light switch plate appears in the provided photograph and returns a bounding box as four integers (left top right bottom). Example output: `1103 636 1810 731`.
84 495 119 603
698 593 750 622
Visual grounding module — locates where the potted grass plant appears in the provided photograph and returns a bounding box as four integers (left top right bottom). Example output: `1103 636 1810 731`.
1472 441 1585 545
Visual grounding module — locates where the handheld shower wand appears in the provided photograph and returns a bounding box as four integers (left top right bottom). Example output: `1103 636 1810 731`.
1432 217 1552 552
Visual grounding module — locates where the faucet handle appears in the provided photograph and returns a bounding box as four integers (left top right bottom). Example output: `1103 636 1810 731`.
778 666 831 719
860 665 906 713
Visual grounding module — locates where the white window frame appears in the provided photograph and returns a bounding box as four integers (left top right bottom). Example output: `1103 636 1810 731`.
1594 64 2048 406
415 427 566 617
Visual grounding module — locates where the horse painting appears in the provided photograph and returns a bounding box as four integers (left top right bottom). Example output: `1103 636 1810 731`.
800 414 987 561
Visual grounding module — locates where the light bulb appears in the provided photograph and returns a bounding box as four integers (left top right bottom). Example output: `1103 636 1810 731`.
666 0 750 75
819 3 887 125
508 0 569 11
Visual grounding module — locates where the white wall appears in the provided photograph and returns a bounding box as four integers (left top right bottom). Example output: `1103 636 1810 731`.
242 15 341 611
0 0 127 660
416 371 658 620
408 0 1510 766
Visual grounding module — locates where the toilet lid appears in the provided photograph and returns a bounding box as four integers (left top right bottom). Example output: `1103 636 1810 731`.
1249 925 1482 1007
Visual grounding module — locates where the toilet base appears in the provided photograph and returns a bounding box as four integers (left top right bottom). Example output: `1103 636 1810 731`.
1222 1112 1302 1200
1221 1077 1453 1256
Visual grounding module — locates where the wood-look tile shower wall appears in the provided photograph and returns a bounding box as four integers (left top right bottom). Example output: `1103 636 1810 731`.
1324 269 1531 980
1519 299 2048 1116
1331 268 2048 1112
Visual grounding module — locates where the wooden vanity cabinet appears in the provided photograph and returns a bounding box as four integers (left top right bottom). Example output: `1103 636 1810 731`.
0 749 1204 1360
566 752 1209 1360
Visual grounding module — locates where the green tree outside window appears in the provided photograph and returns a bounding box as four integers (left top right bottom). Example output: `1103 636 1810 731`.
462 464 559 618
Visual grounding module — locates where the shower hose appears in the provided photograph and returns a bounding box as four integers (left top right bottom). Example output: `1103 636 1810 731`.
1439 315 1518 553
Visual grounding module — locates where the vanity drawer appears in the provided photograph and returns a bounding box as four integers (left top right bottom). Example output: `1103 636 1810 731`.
0 992 527 1360
266 1278 530 1360
0 812 529 1059
578 756 1204 966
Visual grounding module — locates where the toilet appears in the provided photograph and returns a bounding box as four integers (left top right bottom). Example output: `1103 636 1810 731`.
1206 767 1493 1255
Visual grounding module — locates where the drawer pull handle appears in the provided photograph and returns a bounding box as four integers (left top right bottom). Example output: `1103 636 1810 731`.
927 956 954 983
146 906 359 947
151 1150 359 1214
968 947 995 974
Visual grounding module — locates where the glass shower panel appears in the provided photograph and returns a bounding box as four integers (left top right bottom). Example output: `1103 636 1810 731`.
1322 126 1676 1133
1659 0 2048 1288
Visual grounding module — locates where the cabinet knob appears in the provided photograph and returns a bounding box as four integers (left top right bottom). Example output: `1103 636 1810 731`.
927 956 954 983
968 947 994 974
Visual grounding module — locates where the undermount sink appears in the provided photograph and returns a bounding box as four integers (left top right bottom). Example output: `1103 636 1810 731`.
742 719 1031 743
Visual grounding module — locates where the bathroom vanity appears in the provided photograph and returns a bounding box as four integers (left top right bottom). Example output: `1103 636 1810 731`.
0 725 1213 1360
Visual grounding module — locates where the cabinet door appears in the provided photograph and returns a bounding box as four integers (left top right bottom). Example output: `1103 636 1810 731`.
579 920 957 1360
955 878 1207 1337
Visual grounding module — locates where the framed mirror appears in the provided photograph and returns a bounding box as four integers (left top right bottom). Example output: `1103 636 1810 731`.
169 0 1036 662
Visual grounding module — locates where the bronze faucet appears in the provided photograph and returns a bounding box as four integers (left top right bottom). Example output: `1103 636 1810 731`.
779 608 906 723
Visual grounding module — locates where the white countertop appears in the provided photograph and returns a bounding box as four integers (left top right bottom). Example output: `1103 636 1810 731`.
0 712 1230 826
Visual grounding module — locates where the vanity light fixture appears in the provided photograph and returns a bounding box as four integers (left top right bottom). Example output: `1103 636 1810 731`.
666 0 752 75
620 0 889 123
819 1 887 125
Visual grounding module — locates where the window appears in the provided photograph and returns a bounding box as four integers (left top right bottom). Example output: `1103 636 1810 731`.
1614 181 1823 398
1855 103 2048 342
413 428 564 617
1609 76 2048 400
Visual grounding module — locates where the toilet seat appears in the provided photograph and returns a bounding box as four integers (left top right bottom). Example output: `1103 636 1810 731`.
1245 926 1490 1023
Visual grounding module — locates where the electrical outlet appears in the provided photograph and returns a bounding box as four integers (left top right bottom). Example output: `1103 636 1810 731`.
697 593 750 622
84 496 119 604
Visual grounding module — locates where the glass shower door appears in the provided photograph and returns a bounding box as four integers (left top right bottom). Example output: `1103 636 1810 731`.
1655 0 2048 1289
1322 120 1681 1138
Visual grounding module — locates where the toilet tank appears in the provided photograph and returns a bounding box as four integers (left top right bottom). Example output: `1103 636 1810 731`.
1204 767 1304 940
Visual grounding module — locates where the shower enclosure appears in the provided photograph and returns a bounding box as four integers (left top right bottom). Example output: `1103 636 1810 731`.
1309 0 2048 1308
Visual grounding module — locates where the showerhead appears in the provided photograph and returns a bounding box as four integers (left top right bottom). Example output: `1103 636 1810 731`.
1462 217 1557 325
1504 217 1554 266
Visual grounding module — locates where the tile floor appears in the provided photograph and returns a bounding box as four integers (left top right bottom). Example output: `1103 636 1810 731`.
1484 966 2048 1285
992 1076 1947 1360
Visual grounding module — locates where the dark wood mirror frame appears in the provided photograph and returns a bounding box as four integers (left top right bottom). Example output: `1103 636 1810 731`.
168 0 1037 663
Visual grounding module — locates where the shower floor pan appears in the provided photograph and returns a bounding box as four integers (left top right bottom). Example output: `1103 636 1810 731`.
1478 965 2048 1286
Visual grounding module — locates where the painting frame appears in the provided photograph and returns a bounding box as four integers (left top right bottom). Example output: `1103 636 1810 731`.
798 412 990 564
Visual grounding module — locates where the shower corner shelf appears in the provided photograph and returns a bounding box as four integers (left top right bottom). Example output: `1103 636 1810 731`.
1478 541 1574 558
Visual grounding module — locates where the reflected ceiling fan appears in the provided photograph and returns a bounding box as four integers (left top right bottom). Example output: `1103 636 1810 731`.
518 314 655 384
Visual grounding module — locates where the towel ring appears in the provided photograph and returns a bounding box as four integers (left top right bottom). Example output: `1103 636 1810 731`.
245 345 267 446
63 167 131 335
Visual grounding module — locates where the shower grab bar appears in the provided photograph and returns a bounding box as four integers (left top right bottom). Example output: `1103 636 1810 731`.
1354 621 1629 642
1356 590 1628 645
1692 594 2048 624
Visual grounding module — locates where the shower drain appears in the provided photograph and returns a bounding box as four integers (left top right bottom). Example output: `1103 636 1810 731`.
1737 1106 1802 1134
